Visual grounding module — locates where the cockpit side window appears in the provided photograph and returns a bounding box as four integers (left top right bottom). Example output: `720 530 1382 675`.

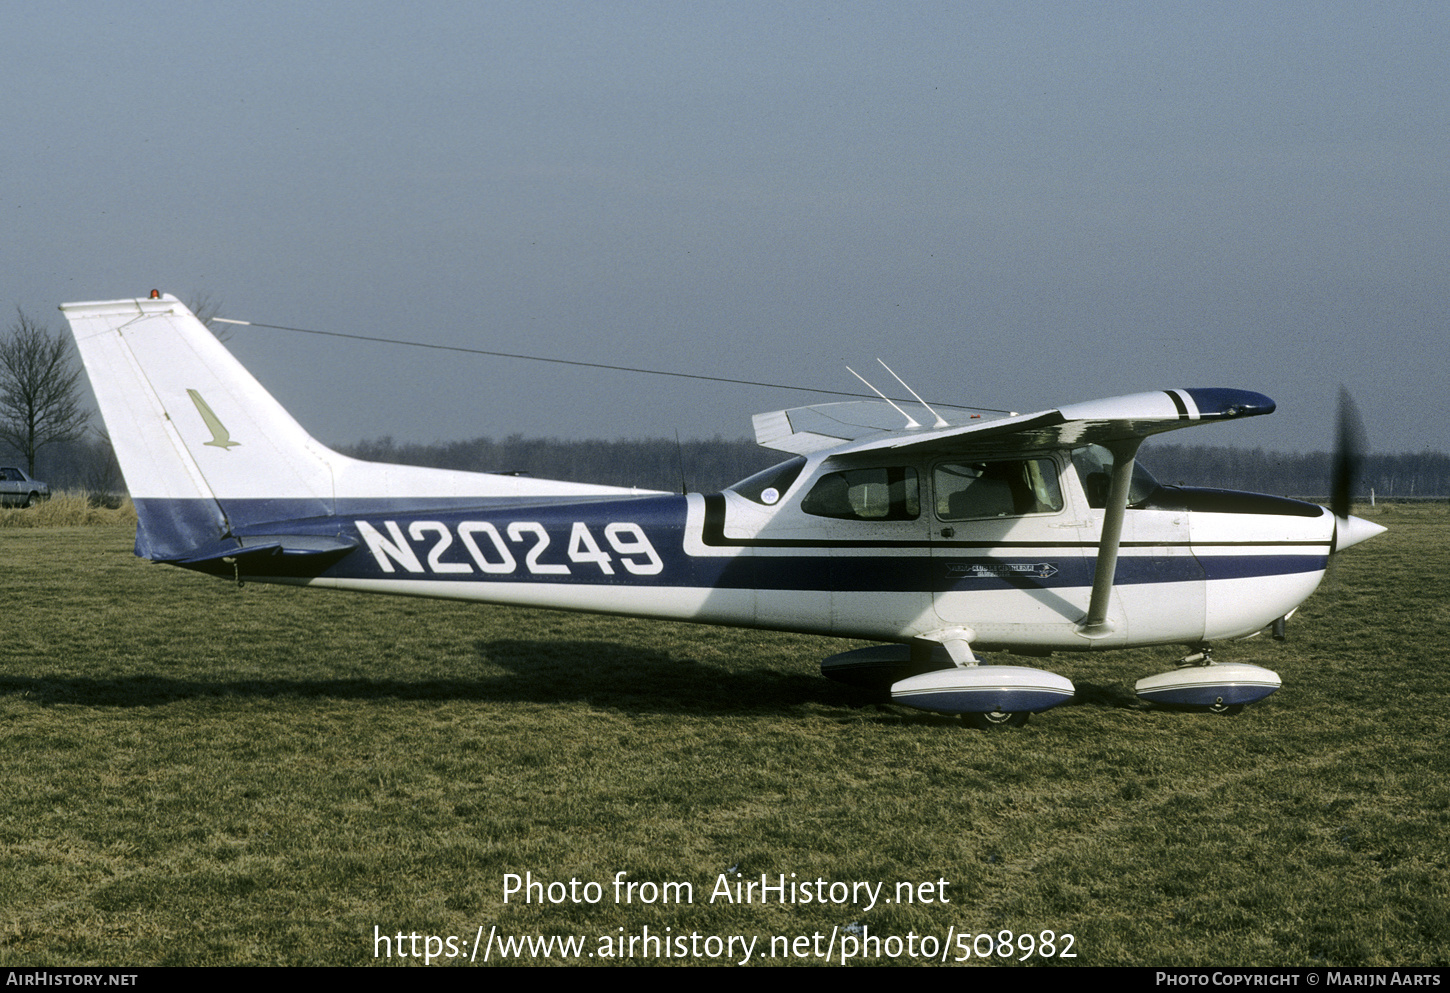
934 458 1063 520
1070 444 1162 508
801 466 920 521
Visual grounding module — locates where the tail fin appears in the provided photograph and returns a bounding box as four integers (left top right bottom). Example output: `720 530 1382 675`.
61 294 651 562
63 295 337 559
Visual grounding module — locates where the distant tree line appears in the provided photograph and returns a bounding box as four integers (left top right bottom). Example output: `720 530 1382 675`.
12 429 1450 501
1139 443 1450 501
339 434 781 495
333 436 1450 501
10 422 1450 502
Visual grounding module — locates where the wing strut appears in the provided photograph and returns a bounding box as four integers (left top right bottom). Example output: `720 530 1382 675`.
1080 438 1143 637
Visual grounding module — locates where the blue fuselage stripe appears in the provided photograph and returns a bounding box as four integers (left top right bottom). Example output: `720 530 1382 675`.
132 497 1328 591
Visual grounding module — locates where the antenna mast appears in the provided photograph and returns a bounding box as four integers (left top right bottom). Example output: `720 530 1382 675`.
876 358 949 428
845 366 920 429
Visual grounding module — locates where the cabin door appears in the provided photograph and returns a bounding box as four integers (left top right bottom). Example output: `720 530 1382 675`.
928 456 1093 647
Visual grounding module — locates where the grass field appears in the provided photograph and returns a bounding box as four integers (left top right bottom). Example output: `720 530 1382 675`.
0 503 1445 966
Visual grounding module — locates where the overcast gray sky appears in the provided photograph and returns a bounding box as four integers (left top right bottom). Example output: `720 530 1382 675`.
4 1 1445 456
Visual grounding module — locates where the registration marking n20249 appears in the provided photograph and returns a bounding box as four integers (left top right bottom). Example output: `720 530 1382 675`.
355 520 663 577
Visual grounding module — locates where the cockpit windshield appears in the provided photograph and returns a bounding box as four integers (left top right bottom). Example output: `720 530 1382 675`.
726 456 807 506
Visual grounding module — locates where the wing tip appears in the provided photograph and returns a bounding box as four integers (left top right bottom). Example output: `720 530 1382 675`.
1181 388 1276 419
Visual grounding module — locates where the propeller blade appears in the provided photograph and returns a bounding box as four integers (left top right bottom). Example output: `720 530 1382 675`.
1331 386 1366 521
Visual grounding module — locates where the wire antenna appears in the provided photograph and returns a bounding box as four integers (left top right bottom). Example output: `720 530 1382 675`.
212 316 1018 414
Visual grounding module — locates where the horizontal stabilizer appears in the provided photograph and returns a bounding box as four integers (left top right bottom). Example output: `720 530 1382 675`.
169 534 359 567
819 643 953 689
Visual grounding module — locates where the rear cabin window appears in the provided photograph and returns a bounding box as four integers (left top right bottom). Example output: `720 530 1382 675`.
934 459 1063 520
801 466 919 521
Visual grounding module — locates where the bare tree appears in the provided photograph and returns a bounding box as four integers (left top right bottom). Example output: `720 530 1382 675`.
0 309 89 476
78 429 125 499
185 291 228 341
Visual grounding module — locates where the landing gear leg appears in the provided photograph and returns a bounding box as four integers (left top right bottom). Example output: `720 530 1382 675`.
1183 647 1243 714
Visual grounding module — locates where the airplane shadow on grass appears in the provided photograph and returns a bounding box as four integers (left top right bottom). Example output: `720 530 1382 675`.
2 640 853 716
2 639 1147 721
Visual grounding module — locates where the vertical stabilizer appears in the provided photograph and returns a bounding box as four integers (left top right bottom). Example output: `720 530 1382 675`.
62 295 337 558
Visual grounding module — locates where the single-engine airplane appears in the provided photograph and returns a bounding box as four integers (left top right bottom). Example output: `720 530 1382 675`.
61 294 1385 727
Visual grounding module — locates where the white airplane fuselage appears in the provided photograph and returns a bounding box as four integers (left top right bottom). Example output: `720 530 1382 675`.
146 448 1338 655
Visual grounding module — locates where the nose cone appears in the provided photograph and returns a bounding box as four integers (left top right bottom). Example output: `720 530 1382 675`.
1334 514 1387 552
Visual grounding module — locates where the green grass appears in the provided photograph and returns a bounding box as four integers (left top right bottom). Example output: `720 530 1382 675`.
0 504 1445 966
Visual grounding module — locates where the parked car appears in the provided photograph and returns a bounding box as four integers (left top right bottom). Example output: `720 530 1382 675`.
0 467 49 507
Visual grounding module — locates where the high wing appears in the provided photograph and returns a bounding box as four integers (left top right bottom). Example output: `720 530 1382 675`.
754 388 1275 460
757 387 1276 642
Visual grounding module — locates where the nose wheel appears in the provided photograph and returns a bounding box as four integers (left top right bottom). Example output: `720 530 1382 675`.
1135 648 1280 713
963 710 1029 730
1206 699 1244 716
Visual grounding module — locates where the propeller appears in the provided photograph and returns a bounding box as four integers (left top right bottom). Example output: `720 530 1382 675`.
1328 387 1384 554
1279 388 1381 636
1331 386 1366 521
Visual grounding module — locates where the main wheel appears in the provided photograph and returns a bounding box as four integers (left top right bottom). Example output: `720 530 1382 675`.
23 492 38 508
963 710 1030 730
